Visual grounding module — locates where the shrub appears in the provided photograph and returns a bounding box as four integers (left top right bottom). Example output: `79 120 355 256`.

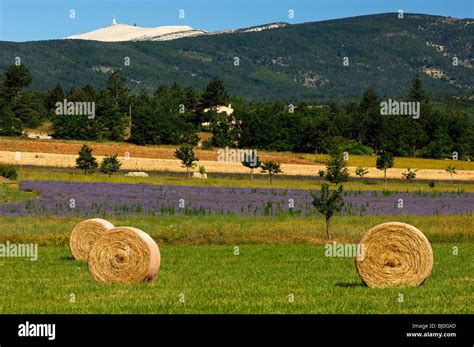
346 142 373 155
355 167 369 178
201 139 213 150
402 168 418 183
0 164 18 180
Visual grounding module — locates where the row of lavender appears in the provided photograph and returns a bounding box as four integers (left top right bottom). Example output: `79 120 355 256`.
0 180 472 217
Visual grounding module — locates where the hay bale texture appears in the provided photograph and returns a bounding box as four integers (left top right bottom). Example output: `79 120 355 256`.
69 218 115 261
356 222 433 288
88 227 161 283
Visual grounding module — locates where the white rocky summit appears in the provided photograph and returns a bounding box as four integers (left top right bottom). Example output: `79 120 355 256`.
68 17 207 42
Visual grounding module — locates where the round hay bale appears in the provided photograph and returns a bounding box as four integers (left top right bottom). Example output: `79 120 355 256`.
88 227 160 283
355 222 433 288
69 218 115 261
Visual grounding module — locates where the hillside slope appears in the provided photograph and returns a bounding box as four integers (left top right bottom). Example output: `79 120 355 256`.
0 13 472 101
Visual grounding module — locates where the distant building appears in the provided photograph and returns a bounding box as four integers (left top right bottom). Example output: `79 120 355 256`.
201 104 234 129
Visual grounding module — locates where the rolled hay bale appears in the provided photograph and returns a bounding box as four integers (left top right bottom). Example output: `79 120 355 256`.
355 222 433 288
88 227 160 283
69 218 115 261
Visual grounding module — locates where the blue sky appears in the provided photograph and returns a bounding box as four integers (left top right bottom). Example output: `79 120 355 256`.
0 0 473 42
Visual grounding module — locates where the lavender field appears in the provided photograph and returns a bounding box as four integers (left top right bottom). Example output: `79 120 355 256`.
0 181 472 218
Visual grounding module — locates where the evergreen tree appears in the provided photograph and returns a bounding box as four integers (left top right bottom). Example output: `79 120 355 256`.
184 86 200 112
100 154 122 177
45 83 65 109
407 74 429 103
0 107 23 136
201 77 229 109
210 111 238 147
76 144 98 174
11 91 47 128
3 64 32 100
82 84 96 101
358 87 383 151
325 151 349 185
107 70 129 112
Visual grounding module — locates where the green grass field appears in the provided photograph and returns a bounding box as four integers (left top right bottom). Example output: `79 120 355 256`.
0 243 472 314
0 182 37 203
0 165 472 314
0 213 472 314
15 166 474 192
0 214 472 246
299 153 474 170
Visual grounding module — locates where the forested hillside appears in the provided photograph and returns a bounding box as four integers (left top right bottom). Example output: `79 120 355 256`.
0 13 472 102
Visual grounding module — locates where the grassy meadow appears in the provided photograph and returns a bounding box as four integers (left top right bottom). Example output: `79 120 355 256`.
0 243 472 314
0 163 472 314
14 166 474 192
299 153 474 170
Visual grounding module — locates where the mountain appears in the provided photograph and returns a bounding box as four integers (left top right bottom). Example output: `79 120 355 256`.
67 18 206 42
0 13 472 102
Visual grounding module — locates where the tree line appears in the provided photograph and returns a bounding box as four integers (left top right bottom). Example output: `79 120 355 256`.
0 64 472 160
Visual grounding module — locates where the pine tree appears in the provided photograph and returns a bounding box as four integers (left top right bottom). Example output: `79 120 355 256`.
107 70 129 112
0 107 23 136
100 154 122 177
201 77 229 110
3 64 32 101
407 74 429 103
325 151 349 185
45 83 65 109
76 144 98 174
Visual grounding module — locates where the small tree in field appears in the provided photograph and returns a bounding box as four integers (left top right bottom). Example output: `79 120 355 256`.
325 151 349 185
355 167 369 179
260 161 282 184
446 166 457 184
310 183 344 239
402 168 418 183
174 145 198 177
100 154 122 177
376 152 394 183
242 153 261 179
76 144 98 175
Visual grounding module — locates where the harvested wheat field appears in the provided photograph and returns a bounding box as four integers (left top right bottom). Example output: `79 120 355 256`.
0 138 311 164
1 150 474 181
